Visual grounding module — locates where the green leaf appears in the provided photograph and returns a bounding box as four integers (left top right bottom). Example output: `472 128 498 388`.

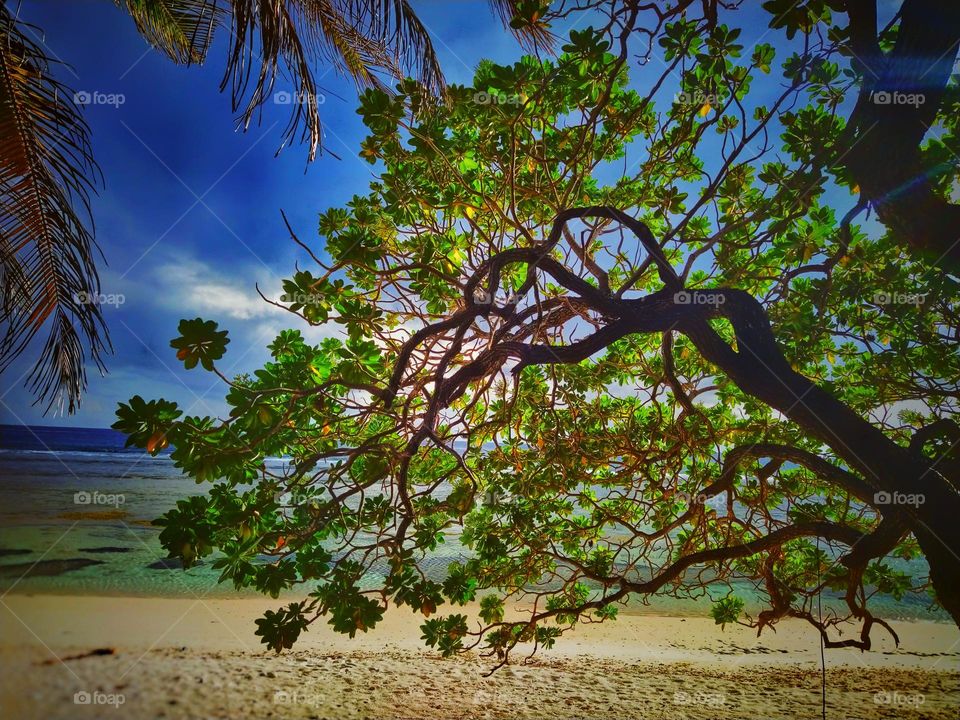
710 596 745 628
170 318 229 371
479 595 505 624
328 595 384 638
112 395 182 454
255 603 309 653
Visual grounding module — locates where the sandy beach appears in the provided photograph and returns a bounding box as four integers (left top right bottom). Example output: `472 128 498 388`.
0 594 956 719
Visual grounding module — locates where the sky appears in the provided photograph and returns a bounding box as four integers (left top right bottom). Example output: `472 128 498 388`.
0 0 540 428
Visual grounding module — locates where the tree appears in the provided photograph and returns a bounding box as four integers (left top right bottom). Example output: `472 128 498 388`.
0 0 542 412
113 0 960 666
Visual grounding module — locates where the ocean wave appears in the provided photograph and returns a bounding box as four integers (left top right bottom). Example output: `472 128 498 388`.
0 448 161 458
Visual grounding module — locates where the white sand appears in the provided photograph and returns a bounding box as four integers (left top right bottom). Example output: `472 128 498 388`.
1 594 957 718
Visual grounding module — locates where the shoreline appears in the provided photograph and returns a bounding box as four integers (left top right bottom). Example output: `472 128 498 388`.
0 584 955 617
3 592 957 659
0 573 949 623
1 594 957 718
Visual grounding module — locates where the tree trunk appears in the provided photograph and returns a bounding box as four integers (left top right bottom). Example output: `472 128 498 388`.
671 293 960 625
842 0 960 274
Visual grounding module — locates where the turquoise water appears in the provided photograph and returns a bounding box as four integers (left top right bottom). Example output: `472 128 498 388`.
0 427 233 597
0 426 463 597
0 425 948 621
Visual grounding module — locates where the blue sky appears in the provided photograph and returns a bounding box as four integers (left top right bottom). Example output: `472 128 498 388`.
0 0 540 428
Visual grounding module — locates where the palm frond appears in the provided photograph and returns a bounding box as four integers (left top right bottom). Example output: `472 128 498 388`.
120 0 224 64
322 0 444 94
489 0 556 53
120 0 446 160
219 0 321 160
303 0 403 90
0 5 108 414
220 0 447 160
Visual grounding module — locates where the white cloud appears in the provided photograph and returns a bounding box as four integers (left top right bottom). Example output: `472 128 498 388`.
149 255 286 320
144 252 348 351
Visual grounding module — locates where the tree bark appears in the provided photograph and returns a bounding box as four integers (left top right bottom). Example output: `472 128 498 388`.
672 291 960 625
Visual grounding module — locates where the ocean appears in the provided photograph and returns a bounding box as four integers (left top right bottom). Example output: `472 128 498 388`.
0 425 947 621
0 424 470 599
0 424 238 596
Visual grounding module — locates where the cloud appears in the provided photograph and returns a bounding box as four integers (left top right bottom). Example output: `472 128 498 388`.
149 254 286 321
147 251 346 349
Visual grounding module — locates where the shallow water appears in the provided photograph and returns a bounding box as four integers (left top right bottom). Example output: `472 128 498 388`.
0 425 947 621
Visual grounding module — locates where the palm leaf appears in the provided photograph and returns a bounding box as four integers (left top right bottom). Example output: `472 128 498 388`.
120 0 446 160
319 0 444 93
489 0 556 53
221 0 328 160
310 6 401 90
121 0 224 64
0 5 109 414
